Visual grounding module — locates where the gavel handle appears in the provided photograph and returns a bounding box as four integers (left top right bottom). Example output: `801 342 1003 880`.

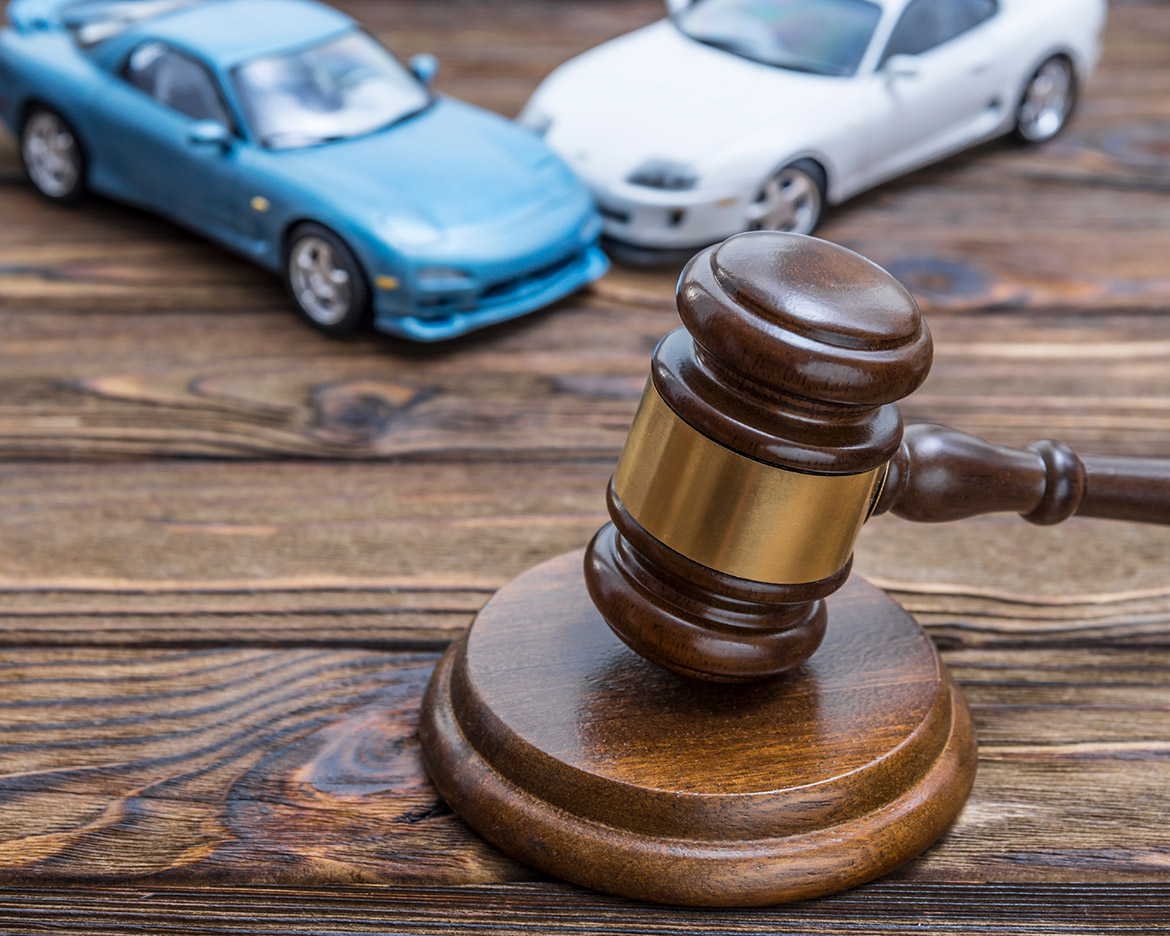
872 423 1170 526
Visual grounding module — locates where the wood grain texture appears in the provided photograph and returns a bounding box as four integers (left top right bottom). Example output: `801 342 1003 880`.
0 463 1166 648
0 883 1167 935
0 639 1167 887
0 0 1168 927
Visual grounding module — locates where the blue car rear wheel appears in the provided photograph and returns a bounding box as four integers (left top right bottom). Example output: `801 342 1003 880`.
21 106 86 203
285 223 371 337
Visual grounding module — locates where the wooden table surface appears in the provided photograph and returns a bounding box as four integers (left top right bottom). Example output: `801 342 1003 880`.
2 0 1169 931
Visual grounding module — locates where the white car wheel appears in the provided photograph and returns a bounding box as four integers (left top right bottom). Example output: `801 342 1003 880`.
747 163 824 236
21 108 85 201
1015 57 1076 144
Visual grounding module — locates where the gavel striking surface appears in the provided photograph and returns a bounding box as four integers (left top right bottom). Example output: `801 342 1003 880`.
420 550 977 906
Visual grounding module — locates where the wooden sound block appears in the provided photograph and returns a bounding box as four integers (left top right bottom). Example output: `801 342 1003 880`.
419 550 977 907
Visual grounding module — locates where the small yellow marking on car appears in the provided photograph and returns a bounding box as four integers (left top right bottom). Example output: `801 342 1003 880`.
715 196 738 208
250 196 271 212
375 276 400 290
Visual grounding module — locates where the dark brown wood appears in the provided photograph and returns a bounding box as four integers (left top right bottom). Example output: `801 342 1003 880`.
420 550 976 906
3 633 1170 889
0 0 1168 927
2 883 1169 935
876 423 1170 524
658 231 932 474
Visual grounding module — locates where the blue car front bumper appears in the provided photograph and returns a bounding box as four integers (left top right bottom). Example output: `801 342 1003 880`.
372 243 609 342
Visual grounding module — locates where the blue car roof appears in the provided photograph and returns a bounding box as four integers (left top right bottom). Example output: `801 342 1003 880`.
133 0 355 67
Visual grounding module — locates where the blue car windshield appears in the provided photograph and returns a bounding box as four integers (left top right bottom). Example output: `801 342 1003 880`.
234 31 431 149
675 0 882 77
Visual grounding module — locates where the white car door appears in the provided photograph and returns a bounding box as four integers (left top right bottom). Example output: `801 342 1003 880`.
863 0 1003 186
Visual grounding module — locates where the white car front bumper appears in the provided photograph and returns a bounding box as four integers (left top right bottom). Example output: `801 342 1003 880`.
590 181 757 251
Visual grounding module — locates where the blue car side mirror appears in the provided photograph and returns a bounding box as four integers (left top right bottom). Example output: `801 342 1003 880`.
188 120 232 151
410 53 439 87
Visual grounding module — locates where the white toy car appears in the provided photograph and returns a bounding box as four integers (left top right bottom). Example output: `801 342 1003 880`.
520 0 1106 251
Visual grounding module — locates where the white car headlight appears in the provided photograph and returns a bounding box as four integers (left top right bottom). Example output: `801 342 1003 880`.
627 159 699 191
518 106 553 138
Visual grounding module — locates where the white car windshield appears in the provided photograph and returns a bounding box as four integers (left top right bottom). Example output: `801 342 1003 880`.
675 0 882 77
234 31 431 149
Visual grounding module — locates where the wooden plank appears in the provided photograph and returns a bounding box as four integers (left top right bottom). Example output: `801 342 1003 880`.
1 304 1169 460
0 643 1168 886
0 882 1168 934
0 461 1168 647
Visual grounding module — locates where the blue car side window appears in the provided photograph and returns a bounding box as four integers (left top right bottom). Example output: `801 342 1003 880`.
124 41 234 128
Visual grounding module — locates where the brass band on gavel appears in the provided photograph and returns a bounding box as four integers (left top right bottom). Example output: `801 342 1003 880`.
613 380 886 586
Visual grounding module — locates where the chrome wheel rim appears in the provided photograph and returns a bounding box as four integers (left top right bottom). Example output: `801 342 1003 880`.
22 112 81 198
747 168 822 235
289 236 353 326
1018 60 1073 143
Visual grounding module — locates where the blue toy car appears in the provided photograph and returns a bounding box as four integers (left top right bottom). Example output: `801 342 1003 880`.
0 0 609 339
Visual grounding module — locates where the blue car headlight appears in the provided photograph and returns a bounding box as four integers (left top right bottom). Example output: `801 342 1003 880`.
580 212 602 243
627 159 699 191
381 213 444 247
535 154 576 192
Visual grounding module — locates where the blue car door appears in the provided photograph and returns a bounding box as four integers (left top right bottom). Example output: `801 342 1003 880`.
102 41 246 247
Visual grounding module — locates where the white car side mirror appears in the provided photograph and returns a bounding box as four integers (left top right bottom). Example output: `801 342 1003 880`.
665 0 692 14
883 54 920 82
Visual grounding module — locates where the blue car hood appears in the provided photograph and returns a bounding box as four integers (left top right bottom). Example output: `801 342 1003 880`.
274 98 578 234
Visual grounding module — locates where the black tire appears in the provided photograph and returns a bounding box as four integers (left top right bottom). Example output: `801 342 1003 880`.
749 158 826 236
1012 55 1077 145
20 105 86 203
284 222 371 337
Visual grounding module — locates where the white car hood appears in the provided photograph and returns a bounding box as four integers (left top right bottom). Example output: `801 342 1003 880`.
534 21 855 183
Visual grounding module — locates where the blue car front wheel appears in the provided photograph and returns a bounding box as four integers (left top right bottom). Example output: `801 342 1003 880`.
21 106 86 203
285 223 371 337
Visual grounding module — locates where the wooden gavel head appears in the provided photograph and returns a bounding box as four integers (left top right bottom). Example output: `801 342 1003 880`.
584 231 933 682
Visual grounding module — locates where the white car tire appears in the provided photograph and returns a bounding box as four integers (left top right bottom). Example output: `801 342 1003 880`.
1014 56 1077 145
748 160 826 236
20 106 86 203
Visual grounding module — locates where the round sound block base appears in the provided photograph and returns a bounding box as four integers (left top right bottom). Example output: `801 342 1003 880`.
419 550 977 907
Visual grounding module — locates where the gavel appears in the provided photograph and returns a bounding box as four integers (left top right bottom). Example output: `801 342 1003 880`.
586 231 1170 682
419 231 1170 907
